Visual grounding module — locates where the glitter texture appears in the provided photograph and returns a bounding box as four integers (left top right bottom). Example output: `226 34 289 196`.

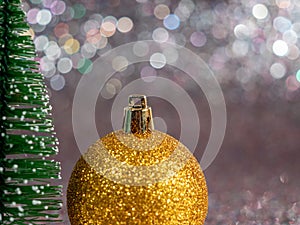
67 130 208 224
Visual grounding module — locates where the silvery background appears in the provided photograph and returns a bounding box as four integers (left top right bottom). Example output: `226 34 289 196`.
23 0 300 224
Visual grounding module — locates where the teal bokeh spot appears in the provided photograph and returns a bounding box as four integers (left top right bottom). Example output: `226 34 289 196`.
296 70 300 83
72 3 86 19
78 58 93 74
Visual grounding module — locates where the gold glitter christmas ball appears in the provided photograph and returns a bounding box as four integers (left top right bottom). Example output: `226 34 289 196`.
67 95 208 224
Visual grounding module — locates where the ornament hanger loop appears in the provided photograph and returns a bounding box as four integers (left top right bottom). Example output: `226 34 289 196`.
128 94 147 109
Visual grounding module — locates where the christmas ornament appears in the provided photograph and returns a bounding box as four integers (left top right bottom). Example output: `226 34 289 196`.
67 95 208 224
0 0 62 223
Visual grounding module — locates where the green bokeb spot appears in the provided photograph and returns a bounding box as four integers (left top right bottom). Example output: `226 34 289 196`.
78 58 93 74
72 3 86 19
296 70 300 83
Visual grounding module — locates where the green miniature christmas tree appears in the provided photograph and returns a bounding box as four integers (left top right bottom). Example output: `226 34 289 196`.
0 0 62 223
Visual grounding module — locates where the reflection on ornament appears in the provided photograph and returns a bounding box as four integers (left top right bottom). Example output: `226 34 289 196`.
67 95 208 224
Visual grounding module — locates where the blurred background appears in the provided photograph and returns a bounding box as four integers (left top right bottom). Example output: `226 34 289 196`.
23 0 300 224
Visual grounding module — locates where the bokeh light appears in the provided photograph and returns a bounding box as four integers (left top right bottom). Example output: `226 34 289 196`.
44 41 61 60
112 56 128 72
78 58 93 74
150 53 166 69
286 75 300 91
34 35 49 51
252 4 268 20
64 38 80 55
291 22 300 37
273 16 292 33
296 70 300 82
154 4 170 20
152 27 169 43
86 29 101 44
163 14 180 30
190 32 207 47
133 42 149 57
72 3 86 19
40 56 56 78
27 8 39 24
57 57 73 74
234 24 250 40
50 74 65 91
36 9 52 25
272 40 289 57
100 21 116 37
287 45 300 60
50 1 66 15
117 17 134 33
175 0 195 22
100 78 122 99
54 23 69 38
283 30 297 44
270 62 286 79
81 43 97 58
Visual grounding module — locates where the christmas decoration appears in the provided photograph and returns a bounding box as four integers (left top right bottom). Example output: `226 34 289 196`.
67 95 208 224
0 0 62 223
